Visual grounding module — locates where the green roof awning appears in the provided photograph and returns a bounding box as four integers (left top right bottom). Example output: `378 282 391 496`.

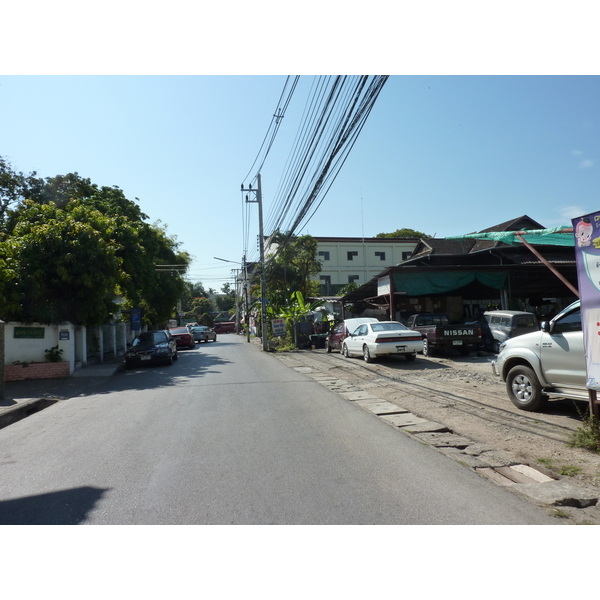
446 227 574 247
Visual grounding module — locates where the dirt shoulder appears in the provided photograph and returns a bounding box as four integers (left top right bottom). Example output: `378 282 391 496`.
269 343 600 523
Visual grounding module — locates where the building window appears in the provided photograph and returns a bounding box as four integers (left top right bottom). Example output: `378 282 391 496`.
402 251 412 261
348 275 359 284
347 251 358 261
318 251 330 261
375 251 386 261
320 275 331 285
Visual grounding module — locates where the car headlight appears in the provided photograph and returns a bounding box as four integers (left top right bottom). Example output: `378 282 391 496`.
156 345 169 354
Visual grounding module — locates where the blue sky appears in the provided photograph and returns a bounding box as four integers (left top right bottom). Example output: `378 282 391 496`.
2 5 599 290
3 75 599 289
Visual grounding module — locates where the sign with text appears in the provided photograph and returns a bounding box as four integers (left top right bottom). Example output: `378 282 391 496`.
14 327 45 339
377 275 391 296
573 212 600 389
271 318 286 337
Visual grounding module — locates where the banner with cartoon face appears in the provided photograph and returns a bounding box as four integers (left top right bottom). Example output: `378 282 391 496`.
573 212 600 389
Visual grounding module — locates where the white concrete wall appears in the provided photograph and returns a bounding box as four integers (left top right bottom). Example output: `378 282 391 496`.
4 321 130 372
3 322 75 373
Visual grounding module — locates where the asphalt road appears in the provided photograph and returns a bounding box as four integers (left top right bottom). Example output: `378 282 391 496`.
0 335 558 524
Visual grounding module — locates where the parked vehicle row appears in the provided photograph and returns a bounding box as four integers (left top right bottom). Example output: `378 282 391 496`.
327 314 481 363
125 322 225 369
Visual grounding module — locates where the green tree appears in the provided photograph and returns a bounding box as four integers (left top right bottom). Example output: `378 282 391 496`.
375 228 430 238
191 296 214 324
215 282 235 312
180 281 210 313
0 161 190 326
1 157 29 226
1 200 124 324
263 232 321 314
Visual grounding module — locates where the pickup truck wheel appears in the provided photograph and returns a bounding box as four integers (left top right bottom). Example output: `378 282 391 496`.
363 345 374 363
506 365 547 411
342 343 350 358
422 338 431 356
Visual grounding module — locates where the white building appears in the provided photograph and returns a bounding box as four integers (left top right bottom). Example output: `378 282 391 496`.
312 237 419 296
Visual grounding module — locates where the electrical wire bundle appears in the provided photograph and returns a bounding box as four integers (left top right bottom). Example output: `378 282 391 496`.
242 75 389 265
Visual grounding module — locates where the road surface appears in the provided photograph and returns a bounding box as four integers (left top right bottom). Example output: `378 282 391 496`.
0 335 557 524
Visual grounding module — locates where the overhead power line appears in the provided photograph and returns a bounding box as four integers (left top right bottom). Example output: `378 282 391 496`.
243 75 389 266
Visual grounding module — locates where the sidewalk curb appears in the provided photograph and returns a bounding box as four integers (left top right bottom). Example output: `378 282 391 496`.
0 397 59 430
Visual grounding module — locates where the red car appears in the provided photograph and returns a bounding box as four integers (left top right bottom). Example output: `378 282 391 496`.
168 326 195 349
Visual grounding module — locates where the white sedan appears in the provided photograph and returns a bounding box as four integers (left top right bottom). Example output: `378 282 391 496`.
341 321 424 363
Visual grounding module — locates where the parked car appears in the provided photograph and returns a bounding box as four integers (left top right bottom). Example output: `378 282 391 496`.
482 310 539 353
213 321 236 334
191 325 217 343
341 321 424 363
125 330 178 368
326 318 379 353
168 326 195 349
492 300 587 411
405 313 481 356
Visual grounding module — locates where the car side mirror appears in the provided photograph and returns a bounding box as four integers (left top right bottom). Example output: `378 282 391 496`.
541 320 553 333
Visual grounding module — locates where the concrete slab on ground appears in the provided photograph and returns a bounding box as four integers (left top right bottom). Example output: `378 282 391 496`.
353 400 408 415
340 390 380 401
380 413 429 428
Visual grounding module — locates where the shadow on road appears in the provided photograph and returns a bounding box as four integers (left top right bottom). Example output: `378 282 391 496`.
0 486 110 524
3 344 236 401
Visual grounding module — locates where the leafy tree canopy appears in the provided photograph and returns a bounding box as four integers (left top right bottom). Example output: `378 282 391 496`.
215 282 235 312
375 228 430 239
0 158 189 326
263 232 321 313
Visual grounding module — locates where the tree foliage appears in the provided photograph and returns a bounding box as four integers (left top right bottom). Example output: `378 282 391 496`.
263 232 321 312
215 282 235 312
0 159 189 326
375 228 430 239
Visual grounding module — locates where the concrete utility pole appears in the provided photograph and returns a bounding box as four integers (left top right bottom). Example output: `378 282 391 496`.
243 255 250 343
242 174 269 352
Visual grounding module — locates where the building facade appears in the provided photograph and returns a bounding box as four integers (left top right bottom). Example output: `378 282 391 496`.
312 237 419 296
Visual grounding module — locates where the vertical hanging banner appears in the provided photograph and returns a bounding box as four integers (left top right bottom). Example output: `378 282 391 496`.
572 212 600 389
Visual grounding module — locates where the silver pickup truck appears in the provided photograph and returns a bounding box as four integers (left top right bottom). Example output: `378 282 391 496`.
492 300 587 411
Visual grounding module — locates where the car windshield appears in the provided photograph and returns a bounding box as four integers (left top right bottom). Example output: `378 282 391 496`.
133 332 167 346
371 323 407 332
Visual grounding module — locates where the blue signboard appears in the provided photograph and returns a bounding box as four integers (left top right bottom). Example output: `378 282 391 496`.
130 307 141 331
